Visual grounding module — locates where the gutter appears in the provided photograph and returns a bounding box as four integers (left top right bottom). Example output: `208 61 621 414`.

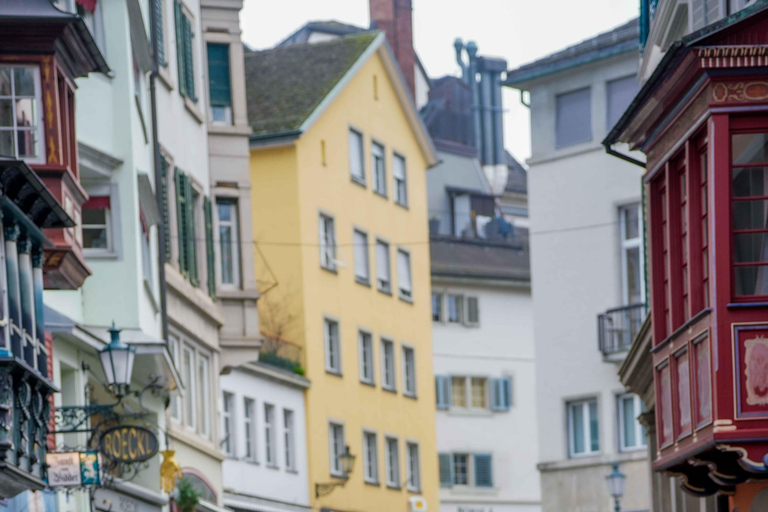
249 130 301 148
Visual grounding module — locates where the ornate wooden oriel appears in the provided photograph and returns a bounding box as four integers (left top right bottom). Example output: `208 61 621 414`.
606 5 768 496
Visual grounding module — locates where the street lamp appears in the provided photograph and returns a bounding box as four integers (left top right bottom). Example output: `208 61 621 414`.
315 445 356 498
606 462 626 512
98 323 136 398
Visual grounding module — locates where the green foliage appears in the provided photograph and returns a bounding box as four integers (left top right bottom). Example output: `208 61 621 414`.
292 364 305 376
175 477 202 512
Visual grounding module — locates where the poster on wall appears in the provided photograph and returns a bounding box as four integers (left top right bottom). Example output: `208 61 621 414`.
734 324 768 419
46 451 100 487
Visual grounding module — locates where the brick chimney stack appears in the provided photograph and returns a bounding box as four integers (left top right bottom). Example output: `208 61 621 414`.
369 0 415 98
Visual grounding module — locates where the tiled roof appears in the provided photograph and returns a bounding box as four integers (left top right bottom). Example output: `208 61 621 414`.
505 18 639 85
430 237 530 283
276 20 367 47
245 33 378 137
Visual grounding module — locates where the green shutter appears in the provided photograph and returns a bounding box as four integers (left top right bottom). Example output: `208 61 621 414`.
184 176 198 286
174 168 187 274
204 197 216 297
153 0 166 67
473 454 493 488
438 454 453 487
207 43 231 107
161 159 171 262
183 14 196 102
174 0 186 97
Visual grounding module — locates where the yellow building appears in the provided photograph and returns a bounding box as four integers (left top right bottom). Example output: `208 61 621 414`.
245 31 438 512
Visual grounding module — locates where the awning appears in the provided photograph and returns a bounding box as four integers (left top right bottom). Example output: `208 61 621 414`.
138 173 160 226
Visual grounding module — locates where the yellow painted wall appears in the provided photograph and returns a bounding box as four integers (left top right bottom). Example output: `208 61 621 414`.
250 50 438 512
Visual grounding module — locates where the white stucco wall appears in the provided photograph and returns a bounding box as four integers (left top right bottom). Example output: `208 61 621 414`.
433 282 540 512
220 366 311 509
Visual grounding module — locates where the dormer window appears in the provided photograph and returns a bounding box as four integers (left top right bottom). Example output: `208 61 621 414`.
0 66 44 164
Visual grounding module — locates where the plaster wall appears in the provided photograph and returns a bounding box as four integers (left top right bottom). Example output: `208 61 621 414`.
426 151 489 236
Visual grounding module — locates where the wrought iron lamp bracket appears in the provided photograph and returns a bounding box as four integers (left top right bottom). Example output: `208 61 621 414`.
315 477 348 498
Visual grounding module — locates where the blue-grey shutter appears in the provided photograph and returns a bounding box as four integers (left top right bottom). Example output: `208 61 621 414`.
207 43 231 107
153 0 166 67
438 454 453 487
555 87 591 148
473 454 493 488
160 158 171 262
174 1 185 96
501 377 512 410
491 378 512 411
183 14 196 102
436 376 451 410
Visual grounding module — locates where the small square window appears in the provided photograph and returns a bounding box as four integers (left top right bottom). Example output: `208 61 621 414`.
567 399 600 457
82 196 112 252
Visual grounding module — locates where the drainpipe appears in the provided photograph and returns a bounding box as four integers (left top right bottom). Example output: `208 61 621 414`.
149 0 169 343
491 71 505 166
480 69 494 165
467 41 482 158
454 38 468 84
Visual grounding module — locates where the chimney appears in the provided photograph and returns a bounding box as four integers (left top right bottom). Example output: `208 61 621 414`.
369 0 416 98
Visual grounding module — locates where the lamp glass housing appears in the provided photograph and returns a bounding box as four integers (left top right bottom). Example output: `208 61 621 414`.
99 325 136 397
339 445 356 476
606 463 626 499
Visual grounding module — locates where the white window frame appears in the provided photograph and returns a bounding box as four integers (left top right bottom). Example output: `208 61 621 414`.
447 294 463 324
372 140 387 197
384 436 400 488
406 441 421 492
82 195 114 255
381 338 396 392
452 453 470 486
396 248 413 301
169 335 181 421
393 152 408 207
618 393 647 452
449 376 489 410
284 408 296 470
348 128 366 184
329 421 345 477
216 199 241 289
182 344 196 430
243 397 256 462
319 212 337 271
222 392 235 457
402 345 416 397
376 239 391 293
264 403 277 467
362 429 379 484
567 398 600 458
353 228 370 285
0 65 46 164
464 296 480 326
619 203 645 305
358 329 375 385
324 316 342 375
432 292 443 322
197 352 211 439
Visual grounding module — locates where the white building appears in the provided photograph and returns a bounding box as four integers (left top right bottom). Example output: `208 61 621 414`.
220 363 311 512
505 19 652 512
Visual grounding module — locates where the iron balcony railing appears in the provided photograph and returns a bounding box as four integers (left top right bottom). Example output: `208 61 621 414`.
598 303 648 356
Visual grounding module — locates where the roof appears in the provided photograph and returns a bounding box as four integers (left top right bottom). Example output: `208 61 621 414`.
277 20 366 46
505 18 639 86
430 236 530 283
245 33 378 137
505 151 527 193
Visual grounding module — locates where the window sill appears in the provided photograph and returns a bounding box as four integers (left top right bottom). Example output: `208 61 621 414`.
386 484 402 491
374 190 388 200
286 468 299 474
399 293 413 304
158 65 175 91
407 487 422 494
321 265 338 275
360 379 376 388
266 464 280 471
207 123 252 137
351 176 367 188
382 386 397 394
447 408 493 417
378 286 392 296
395 201 409 210
244 459 259 466
325 369 343 377
184 96 205 124
364 480 381 487
403 392 417 400
84 250 119 260
355 276 371 287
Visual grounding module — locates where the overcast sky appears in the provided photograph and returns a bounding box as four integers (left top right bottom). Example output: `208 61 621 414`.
240 0 639 163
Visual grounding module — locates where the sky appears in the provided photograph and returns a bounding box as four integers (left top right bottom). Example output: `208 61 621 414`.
240 0 640 164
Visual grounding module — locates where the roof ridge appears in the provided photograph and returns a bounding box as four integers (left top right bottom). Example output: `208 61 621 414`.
246 30 379 57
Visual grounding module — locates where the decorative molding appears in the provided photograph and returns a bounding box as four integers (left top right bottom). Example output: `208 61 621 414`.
712 82 768 103
698 46 768 69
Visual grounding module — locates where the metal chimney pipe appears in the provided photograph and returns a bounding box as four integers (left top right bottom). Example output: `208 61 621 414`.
454 38 468 84
480 69 494 164
492 72 505 165
466 41 482 157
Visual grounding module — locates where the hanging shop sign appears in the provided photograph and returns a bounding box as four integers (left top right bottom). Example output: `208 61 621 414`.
46 451 101 487
99 425 159 463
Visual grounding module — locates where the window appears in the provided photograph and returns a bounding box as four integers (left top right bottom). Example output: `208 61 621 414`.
451 377 466 408
438 454 452 487
207 43 232 124
402 346 416 397
353 229 369 284
169 335 181 421
82 196 112 252
435 375 450 410
447 295 463 323
397 249 412 300
324 318 341 374
376 240 391 292
618 394 647 452
329 422 345 476
385 437 400 488
319 213 337 271
555 87 591 148
183 346 196 429
244 398 255 461
284 409 296 470
465 297 479 326
440 454 492 489
174 1 196 101
264 404 277 467
222 392 234 456
198 353 211 438
381 338 396 391
568 399 599 457
620 203 644 305
349 129 365 184
490 377 513 411
358 330 375 385
393 153 408 206
731 132 768 296
175 169 198 284
406 442 420 491
453 453 468 485
141 217 152 284
0 66 44 163
470 377 487 408
606 76 638 129
217 200 240 287
372 142 386 196
431 293 442 321
363 431 379 483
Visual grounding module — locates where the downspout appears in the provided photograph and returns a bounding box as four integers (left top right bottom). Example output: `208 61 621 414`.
603 141 646 169
480 70 494 165
491 72 505 166
467 42 482 158
149 0 169 343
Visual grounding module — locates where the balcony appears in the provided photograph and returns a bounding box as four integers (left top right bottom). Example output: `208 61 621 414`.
598 303 648 359
258 337 304 375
